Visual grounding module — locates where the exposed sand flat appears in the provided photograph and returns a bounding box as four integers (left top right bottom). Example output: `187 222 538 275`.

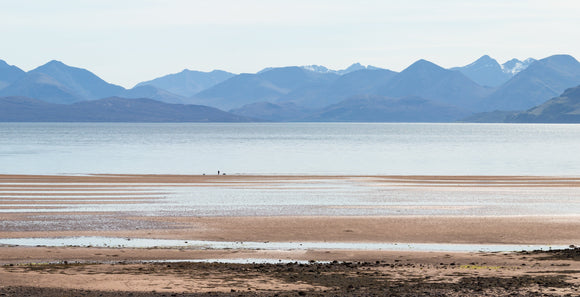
1 215 579 245
1 174 579 245
1 174 580 296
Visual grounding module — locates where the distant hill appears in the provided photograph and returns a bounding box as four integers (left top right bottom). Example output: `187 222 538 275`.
304 95 470 122
451 55 511 87
0 60 124 103
120 85 186 104
230 102 311 121
478 55 580 111
0 96 254 122
460 110 517 123
191 66 339 110
136 69 235 97
0 96 61 121
507 85 580 123
0 60 25 90
377 59 492 110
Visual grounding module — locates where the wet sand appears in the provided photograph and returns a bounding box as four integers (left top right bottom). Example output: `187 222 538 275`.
2 215 579 246
2 174 579 244
1 174 580 295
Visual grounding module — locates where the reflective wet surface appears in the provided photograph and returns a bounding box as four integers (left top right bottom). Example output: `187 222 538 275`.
0 236 568 252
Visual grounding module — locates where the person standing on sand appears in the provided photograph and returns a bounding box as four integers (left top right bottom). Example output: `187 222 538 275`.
218 170 220 175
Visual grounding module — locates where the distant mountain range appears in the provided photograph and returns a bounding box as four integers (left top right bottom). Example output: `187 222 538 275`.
376 59 492 109
136 69 235 97
477 55 580 112
1 54 580 122
451 55 535 87
191 66 340 110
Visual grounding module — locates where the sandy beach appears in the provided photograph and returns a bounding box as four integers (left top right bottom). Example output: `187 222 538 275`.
1 174 580 296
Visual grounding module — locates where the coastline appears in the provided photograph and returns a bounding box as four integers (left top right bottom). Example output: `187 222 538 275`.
1 174 580 296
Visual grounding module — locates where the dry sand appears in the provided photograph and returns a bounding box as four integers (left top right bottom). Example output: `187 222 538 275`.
1 247 580 296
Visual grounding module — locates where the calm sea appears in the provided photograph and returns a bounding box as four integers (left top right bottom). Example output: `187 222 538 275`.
1 122 579 175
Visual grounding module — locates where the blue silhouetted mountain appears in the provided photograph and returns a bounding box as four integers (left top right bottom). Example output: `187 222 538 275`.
0 60 124 103
451 55 510 87
506 85 580 123
478 55 580 111
304 95 470 122
377 59 492 110
0 96 254 122
0 60 25 90
278 68 398 109
300 63 382 75
120 85 186 104
501 58 536 76
460 110 518 123
230 101 312 122
0 72 80 104
191 66 339 110
136 69 235 97
338 63 367 74
0 96 60 120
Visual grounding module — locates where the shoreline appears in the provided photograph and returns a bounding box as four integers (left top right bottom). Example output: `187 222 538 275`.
2 174 580 295
1 247 580 296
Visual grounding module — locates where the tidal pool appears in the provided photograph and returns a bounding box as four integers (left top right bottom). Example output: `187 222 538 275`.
0 236 568 253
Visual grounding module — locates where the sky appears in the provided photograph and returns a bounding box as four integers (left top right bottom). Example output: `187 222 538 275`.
1 0 580 88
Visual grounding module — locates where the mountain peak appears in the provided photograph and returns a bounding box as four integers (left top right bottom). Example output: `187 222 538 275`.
464 55 501 69
0 60 27 88
501 58 535 76
404 59 444 73
42 60 67 68
450 55 507 87
301 65 332 73
47 59 65 65
412 59 437 66
540 54 579 65
475 55 498 64
20 60 126 102
33 60 73 74
477 55 494 61
300 63 378 75
341 63 366 73
0 59 25 74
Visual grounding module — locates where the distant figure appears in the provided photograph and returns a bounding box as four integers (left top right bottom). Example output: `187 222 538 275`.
218 170 220 175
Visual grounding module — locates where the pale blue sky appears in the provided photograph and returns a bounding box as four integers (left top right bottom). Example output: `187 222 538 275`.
1 0 579 88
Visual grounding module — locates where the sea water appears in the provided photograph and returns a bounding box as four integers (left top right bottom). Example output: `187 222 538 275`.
1 122 580 175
